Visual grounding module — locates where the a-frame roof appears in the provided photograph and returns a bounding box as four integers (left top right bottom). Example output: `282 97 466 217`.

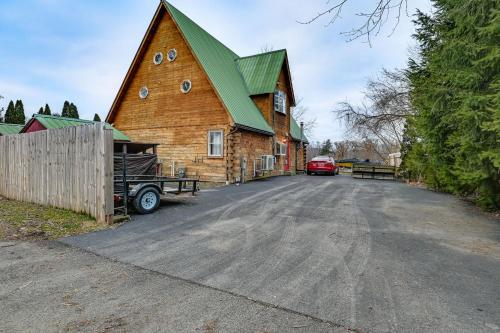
237 50 286 95
163 1 274 134
108 1 301 136
237 49 296 106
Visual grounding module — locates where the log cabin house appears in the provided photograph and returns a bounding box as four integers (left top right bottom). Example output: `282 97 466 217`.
107 0 308 183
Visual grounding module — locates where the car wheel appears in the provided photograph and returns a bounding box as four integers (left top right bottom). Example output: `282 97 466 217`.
307 171 311 175
133 187 160 214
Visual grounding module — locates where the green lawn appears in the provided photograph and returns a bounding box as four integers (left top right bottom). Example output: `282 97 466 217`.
0 196 108 240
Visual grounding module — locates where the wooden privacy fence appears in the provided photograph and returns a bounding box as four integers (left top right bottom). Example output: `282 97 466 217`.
0 124 114 223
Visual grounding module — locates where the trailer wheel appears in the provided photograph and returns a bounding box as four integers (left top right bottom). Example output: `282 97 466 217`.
133 187 160 214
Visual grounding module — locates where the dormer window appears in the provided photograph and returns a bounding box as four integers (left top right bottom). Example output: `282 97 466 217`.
274 90 286 114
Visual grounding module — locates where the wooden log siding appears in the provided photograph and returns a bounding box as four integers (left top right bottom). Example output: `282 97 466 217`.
110 9 230 183
0 124 114 223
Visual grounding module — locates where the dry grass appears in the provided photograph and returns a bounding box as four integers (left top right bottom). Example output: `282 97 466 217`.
0 196 107 240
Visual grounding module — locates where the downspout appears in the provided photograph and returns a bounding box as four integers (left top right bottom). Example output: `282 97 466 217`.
300 121 305 170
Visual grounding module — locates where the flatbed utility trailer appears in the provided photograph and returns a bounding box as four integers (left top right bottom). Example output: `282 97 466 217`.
113 141 199 215
114 175 198 215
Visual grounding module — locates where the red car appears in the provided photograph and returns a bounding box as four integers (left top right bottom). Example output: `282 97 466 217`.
307 156 339 176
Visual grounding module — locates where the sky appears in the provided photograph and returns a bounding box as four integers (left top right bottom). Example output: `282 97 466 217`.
0 0 432 142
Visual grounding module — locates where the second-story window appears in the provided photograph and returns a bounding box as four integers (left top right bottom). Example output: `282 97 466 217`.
274 90 286 114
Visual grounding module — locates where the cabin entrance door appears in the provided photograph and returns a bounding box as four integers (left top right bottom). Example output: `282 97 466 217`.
284 139 290 172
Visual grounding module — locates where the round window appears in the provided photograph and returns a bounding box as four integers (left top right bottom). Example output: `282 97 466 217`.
153 52 163 65
181 80 192 93
167 49 177 62
139 86 149 99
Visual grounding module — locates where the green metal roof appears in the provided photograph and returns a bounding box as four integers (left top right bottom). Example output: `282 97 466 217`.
290 117 309 143
164 1 274 135
30 114 130 141
237 50 286 95
0 123 23 136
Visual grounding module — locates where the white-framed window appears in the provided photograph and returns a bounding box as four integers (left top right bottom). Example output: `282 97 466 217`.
208 130 223 157
275 142 286 156
274 90 286 114
261 155 275 171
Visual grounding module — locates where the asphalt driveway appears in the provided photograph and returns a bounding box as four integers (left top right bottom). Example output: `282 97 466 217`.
63 175 500 333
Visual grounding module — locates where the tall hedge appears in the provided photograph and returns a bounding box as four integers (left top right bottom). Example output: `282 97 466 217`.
403 0 499 209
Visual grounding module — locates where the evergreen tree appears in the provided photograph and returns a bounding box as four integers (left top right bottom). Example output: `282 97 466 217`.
38 107 44 114
69 103 79 119
13 100 25 124
43 104 51 115
0 95 4 122
320 139 333 155
404 0 500 209
4 100 15 123
93 113 101 122
61 101 71 117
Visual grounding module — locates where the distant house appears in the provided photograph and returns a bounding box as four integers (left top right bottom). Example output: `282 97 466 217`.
20 114 130 142
388 152 401 167
106 0 308 183
0 123 23 136
336 158 360 169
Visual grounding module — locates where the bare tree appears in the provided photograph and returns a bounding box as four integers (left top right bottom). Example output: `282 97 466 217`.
259 44 275 53
298 0 409 46
291 97 316 138
334 68 412 161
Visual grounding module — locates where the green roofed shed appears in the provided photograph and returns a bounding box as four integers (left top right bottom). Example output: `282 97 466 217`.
0 123 23 136
21 114 130 141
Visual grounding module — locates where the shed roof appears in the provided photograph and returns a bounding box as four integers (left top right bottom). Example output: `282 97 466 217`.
23 114 130 141
164 1 274 135
290 117 309 143
0 123 23 136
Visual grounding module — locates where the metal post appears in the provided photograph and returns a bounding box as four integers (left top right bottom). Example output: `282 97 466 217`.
122 144 128 216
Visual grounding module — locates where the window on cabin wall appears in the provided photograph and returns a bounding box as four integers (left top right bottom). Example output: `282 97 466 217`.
274 90 287 114
208 130 223 157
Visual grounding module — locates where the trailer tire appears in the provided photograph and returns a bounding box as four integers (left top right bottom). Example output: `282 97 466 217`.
133 187 160 214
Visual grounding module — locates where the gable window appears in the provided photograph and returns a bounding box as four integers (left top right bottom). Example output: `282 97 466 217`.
153 52 163 65
139 86 149 99
181 80 192 93
274 90 286 114
167 49 177 62
208 130 223 157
